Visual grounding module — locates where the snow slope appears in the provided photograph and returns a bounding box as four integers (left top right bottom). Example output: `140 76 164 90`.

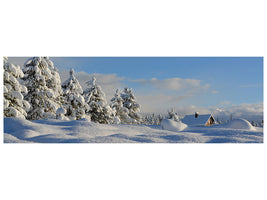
4 118 263 143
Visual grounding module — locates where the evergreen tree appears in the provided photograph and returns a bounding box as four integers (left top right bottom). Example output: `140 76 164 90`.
121 87 142 124
110 89 132 124
167 108 179 121
83 77 114 124
4 57 30 118
22 57 63 120
62 68 89 120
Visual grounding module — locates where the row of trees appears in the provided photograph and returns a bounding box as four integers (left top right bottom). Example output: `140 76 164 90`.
3 57 143 124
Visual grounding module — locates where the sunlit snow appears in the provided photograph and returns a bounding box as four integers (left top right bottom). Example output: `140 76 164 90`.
4 118 263 143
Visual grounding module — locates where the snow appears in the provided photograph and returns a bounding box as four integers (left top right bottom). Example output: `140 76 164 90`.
4 117 263 143
56 108 66 115
216 118 256 130
160 119 188 131
10 91 24 100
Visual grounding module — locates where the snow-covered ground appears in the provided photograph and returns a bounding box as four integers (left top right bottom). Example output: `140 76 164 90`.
4 117 263 143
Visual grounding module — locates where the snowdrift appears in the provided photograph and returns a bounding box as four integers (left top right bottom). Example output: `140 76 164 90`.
218 119 256 131
160 119 188 132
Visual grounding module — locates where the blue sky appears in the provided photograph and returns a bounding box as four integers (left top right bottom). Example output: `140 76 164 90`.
51 57 263 105
8 57 263 118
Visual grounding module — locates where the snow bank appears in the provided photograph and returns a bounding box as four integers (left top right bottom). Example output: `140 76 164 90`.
160 119 188 132
220 119 256 131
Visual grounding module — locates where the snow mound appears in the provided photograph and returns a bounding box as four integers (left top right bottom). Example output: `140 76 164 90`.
160 119 188 132
223 119 256 130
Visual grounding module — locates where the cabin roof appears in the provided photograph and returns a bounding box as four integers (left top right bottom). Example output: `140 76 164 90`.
182 114 213 126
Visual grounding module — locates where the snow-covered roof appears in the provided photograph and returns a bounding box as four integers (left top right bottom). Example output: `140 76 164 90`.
182 114 213 126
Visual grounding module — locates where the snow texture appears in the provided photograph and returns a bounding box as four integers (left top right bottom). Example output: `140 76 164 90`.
4 118 263 143
161 119 188 131
56 107 66 115
216 119 256 130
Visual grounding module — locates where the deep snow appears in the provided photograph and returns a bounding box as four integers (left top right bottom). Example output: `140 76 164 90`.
160 119 188 131
4 117 263 143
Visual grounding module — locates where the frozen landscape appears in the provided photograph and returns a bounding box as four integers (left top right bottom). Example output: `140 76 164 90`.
4 117 263 143
3 57 263 143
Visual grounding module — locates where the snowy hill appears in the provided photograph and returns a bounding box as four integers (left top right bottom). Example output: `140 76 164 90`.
4 118 263 143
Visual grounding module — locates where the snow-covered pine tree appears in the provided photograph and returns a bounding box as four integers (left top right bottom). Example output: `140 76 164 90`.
22 57 63 120
110 89 134 124
167 108 179 121
4 57 31 118
83 77 114 124
121 87 142 124
62 68 89 120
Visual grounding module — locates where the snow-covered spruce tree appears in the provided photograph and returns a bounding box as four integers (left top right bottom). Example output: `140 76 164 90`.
83 77 114 124
3 57 31 118
167 108 179 121
22 57 63 120
120 87 142 124
110 89 134 124
62 68 89 120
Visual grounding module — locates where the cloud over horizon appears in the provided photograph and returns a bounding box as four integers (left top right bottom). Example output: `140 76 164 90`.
132 77 217 95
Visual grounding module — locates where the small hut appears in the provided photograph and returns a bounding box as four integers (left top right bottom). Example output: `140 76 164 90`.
182 112 216 126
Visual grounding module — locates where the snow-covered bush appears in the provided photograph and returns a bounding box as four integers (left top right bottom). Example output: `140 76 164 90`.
62 68 89 120
83 77 114 124
120 87 142 124
22 57 63 120
4 57 31 119
56 108 69 120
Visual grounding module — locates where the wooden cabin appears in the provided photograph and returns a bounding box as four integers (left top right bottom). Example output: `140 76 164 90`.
182 112 216 126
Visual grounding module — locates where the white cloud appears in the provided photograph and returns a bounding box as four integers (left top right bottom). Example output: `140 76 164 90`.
212 103 263 121
136 94 192 113
132 77 211 94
